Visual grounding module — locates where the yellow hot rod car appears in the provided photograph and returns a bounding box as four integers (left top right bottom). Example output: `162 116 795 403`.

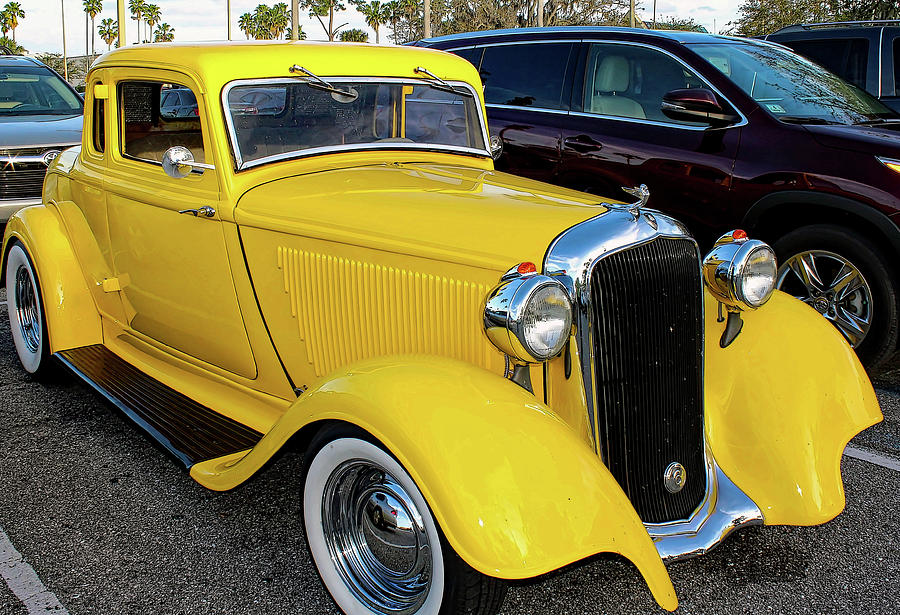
1 41 882 615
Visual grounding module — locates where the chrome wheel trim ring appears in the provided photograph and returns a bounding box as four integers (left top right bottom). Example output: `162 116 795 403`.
304 438 444 615
14 263 41 354
775 249 872 348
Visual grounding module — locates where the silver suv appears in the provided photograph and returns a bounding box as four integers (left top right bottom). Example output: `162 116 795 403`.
0 54 83 222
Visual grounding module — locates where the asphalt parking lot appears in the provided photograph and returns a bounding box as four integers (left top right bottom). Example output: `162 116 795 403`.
0 284 898 615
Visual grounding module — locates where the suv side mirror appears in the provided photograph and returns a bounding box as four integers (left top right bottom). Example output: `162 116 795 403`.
661 88 740 127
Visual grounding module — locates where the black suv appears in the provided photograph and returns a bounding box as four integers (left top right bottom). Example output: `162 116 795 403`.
766 21 900 112
416 27 900 370
0 53 83 223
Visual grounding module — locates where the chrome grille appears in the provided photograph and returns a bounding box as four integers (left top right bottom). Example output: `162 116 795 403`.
0 148 50 201
590 237 705 523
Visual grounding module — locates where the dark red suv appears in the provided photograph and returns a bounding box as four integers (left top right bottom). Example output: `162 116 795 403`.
415 27 900 370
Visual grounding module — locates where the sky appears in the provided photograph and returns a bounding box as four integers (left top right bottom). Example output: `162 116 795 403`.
14 0 743 56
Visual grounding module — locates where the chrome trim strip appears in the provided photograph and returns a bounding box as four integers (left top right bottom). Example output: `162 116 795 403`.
220 76 492 171
646 456 763 562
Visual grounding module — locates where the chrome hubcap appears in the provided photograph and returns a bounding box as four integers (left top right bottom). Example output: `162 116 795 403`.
776 250 872 347
14 265 40 353
322 460 432 614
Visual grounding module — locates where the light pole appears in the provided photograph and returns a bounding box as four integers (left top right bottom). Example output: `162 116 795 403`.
228 0 232 40
291 0 299 40
629 0 635 28
652 0 656 29
538 0 544 27
61 0 68 81
117 0 126 47
424 0 431 38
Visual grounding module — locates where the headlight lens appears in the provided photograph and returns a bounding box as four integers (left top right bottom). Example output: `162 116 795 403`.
703 232 777 310
484 270 573 363
522 284 572 360
736 245 777 307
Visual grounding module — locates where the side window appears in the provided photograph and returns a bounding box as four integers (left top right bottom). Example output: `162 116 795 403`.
479 42 573 110
894 38 900 95
786 38 868 90
92 93 105 153
451 47 484 72
583 43 706 125
119 80 205 164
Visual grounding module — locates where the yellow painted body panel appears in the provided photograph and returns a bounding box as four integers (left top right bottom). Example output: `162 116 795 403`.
1 204 102 353
703 290 882 525
191 355 678 611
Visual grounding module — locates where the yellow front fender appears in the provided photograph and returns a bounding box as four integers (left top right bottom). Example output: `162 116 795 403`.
1 205 102 352
192 356 678 611
705 290 882 525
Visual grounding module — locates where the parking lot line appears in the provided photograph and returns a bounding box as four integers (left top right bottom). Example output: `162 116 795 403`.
0 525 68 614
844 445 900 472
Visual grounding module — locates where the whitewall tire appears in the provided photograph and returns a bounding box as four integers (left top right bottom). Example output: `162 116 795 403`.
5 243 50 374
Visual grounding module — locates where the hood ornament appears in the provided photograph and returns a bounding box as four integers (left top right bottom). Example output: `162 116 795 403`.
604 184 656 228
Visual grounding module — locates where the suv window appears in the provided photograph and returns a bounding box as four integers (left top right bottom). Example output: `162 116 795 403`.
0 63 83 115
119 81 205 164
583 43 707 124
479 42 573 110
785 38 868 90
895 38 900 95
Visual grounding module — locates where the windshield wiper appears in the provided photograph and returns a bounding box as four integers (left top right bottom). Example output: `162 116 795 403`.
288 65 358 102
854 118 900 125
413 66 473 97
778 116 840 125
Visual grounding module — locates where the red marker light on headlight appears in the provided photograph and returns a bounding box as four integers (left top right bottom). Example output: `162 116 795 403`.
517 262 537 274
732 229 748 241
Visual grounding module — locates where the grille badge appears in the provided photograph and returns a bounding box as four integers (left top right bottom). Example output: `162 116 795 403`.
41 150 62 167
664 462 687 493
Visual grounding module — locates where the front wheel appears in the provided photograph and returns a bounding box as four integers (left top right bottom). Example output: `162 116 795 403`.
5 242 53 376
302 426 506 615
774 225 899 370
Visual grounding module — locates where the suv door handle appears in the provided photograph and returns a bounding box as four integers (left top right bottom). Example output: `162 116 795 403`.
178 206 216 218
563 135 603 153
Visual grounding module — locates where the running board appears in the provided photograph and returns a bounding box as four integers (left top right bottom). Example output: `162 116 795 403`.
56 345 264 468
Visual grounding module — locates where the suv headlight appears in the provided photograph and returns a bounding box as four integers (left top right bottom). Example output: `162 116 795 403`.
703 230 777 310
484 264 573 362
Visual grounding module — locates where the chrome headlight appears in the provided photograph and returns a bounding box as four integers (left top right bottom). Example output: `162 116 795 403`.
703 230 777 310
484 264 573 363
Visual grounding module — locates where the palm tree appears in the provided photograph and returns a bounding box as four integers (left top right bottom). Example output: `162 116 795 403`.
356 1 388 44
238 11 255 39
338 27 367 42
252 4 271 39
153 22 174 42
268 3 290 38
98 18 118 50
1 10 10 39
144 4 161 41
2 2 24 42
83 0 102 55
128 0 145 43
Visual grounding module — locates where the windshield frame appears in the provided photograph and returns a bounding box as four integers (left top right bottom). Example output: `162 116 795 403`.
685 39 897 125
0 63 84 116
221 76 492 171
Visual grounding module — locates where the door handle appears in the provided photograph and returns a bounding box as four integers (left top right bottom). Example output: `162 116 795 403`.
563 135 603 153
178 206 216 218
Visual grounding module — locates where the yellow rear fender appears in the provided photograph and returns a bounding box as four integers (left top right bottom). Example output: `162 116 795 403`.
705 291 882 525
191 355 678 611
1 205 102 352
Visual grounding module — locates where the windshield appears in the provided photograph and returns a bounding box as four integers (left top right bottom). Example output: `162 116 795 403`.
0 64 83 116
687 42 895 125
225 78 488 168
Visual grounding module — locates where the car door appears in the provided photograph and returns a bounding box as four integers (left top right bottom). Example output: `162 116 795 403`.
557 41 743 244
103 68 257 379
461 40 577 184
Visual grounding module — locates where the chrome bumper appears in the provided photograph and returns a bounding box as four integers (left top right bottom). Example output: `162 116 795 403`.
0 198 41 223
646 456 763 562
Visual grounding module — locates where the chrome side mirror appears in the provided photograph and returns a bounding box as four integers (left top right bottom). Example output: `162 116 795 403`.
162 146 215 179
489 135 503 160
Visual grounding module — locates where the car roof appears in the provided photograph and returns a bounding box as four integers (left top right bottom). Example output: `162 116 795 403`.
417 26 749 46
770 21 900 36
0 55 47 68
91 41 482 95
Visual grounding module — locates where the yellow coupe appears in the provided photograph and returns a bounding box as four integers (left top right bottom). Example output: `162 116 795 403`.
1 41 882 615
